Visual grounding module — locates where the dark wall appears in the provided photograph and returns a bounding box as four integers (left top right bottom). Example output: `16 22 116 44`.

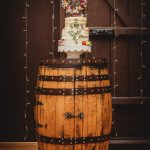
0 0 59 141
0 0 150 149
0 0 27 141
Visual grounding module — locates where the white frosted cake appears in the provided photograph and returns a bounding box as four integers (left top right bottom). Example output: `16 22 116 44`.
58 17 91 53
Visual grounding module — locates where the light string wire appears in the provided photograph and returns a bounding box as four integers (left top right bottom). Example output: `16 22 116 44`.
138 0 146 103
49 0 57 58
85 0 88 58
112 0 147 136
23 0 30 140
85 0 88 17
112 0 118 137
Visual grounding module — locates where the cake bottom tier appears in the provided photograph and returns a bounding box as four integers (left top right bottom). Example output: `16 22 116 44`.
58 45 91 52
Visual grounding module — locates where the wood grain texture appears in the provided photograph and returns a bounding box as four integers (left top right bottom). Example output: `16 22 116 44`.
81 67 89 150
106 0 134 26
35 65 112 150
55 68 66 150
64 68 75 150
87 67 97 150
0 142 38 150
100 68 112 150
46 68 57 150
95 68 103 150
74 68 83 150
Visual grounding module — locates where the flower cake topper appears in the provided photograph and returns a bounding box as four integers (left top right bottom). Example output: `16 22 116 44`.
61 0 87 17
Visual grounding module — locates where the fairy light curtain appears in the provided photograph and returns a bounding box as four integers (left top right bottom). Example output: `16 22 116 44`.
49 0 56 58
112 0 118 137
23 0 30 140
22 0 57 140
138 0 146 102
112 0 147 137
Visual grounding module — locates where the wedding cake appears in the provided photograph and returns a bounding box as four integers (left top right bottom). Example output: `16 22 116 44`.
58 0 91 58
58 17 91 53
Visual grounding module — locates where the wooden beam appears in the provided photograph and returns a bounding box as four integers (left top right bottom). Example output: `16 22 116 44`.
112 97 150 105
0 142 38 150
105 0 133 27
89 27 150 36
110 137 150 144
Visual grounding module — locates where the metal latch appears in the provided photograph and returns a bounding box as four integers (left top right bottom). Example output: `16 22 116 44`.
90 28 114 36
65 112 84 119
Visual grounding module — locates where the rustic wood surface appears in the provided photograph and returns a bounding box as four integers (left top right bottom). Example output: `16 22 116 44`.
35 65 112 150
55 68 66 150
74 68 83 150
0 142 38 150
86 67 97 150
64 69 75 150
81 67 88 150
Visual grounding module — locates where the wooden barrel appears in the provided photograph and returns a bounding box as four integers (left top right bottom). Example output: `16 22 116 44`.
34 57 112 150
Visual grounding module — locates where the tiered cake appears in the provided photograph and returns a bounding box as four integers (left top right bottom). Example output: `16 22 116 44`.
58 17 91 53
58 0 91 58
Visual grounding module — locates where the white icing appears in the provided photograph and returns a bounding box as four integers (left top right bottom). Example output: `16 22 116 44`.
58 16 91 53
62 28 89 41
58 45 91 52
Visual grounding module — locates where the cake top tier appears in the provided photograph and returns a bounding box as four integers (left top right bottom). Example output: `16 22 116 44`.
61 0 87 17
65 17 87 27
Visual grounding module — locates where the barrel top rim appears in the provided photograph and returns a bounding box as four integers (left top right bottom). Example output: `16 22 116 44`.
39 58 108 68
39 57 107 62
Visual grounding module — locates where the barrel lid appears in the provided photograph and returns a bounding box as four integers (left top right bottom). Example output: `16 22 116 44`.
39 57 108 68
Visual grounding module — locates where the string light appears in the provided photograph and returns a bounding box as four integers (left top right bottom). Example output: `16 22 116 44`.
138 0 146 102
113 0 119 98
85 0 88 58
112 0 147 136
22 0 30 141
49 0 57 58
85 0 88 17
112 0 118 137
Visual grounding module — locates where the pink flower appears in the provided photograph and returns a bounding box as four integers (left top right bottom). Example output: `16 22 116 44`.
78 5 83 10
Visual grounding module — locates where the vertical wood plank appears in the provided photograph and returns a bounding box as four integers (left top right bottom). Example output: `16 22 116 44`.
37 67 46 150
41 95 48 150
101 68 107 150
100 68 112 150
86 67 97 150
104 69 112 135
74 67 84 150
46 68 58 150
36 65 46 135
55 68 66 150
128 39 140 96
64 68 74 150
81 66 88 150
43 67 55 150
95 68 102 150
36 66 46 150
88 0 111 27
117 39 129 96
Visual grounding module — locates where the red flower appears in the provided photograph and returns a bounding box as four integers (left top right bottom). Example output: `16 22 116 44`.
82 41 86 45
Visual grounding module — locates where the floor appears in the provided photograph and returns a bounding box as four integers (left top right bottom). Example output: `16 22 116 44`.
0 142 38 150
